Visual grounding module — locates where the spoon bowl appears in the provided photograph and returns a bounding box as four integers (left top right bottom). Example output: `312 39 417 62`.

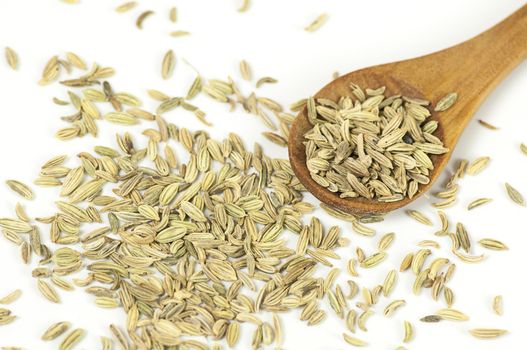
289 4 527 214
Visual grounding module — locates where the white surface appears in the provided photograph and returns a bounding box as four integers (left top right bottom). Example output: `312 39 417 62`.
0 0 526 349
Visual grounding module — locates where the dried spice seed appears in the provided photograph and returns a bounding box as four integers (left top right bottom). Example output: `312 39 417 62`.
5 47 19 70
238 0 250 12
42 321 71 341
305 13 329 32
493 295 503 315
406 210 433 225
256 77 278 88
434 92 458 111
161 50 175 79
343 333 367 347
136 10 154 29
169 30 190 38
435 308 469 321
467 157 490 175
240 60 252 81
505 183 524 206
403 321 413 343
0 290 22 305
169 7 177 22
304 84 448 202
478 238 508 251
478 119 499 130
115 1 137 12
469 328 508 339
6 180 34 200
467 198 492 210
60 328 85 350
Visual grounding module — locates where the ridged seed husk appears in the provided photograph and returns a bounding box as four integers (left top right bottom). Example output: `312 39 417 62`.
0 290 22 305
6 180 34 200
42 321 71 341
478 238 508 251
469 328 508 339
343 333 368 347
493 295 503 315
161 50 175 79
5 47 19 70
435 308 469 321
59 328 85 350
403 320 413 343
505 183 524 206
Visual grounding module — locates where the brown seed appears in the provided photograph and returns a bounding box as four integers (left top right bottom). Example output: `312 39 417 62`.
478 119 499 130
136 10 154 29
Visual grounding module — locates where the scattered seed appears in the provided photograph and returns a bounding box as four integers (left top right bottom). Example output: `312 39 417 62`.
406 210 433 226
505 183 524 206
5 47 18 70
42 321 71 341
467 198 492 210
343 333 367 347
161 50 175 79
136 10 154 29
493 295 503 316
403 321 413 343
478 119 499 130
305 13 329 32
0 290 22 305
256 77 278 88
467 157 490 175
6 180 34 200
115 1 137 12
478 238 508 251
434 92 458 111
469 328 508 339
59 328 85 350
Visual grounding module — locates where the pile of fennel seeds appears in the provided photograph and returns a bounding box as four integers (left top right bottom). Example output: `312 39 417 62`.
304 87 454 202
0 52 512 349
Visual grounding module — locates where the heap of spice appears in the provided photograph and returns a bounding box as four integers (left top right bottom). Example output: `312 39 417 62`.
304 85 454 202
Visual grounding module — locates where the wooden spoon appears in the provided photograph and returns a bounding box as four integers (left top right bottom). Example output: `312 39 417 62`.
289 4 527 215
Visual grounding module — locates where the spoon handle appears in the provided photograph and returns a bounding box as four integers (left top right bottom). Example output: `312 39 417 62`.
450 4 527 94
392 4 527 146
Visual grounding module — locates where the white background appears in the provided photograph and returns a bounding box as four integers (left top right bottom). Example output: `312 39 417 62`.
0 0 526 349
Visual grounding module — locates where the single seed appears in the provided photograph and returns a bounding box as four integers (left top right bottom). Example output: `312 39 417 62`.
493 295 503 315
59 328 85 350
115 1 137 12
5 47 19 70
469 328 508 339
467 198 492 210
305 13 329 32
161 50 175 80
505 183 524 206
434 92 458 111
136 10 154 29
42 321 71 341
478 119 499 130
